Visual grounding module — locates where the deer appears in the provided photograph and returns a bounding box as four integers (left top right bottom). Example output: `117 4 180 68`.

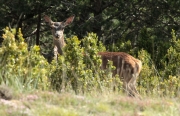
44 15 142 98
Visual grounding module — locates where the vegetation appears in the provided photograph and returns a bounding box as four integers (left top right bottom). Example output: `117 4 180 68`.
0 27 49 92
1 0 180 67
0 0 180 115
0 27 180 115
0 91 179 116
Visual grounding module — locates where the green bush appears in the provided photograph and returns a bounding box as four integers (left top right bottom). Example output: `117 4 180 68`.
137 30 180 97
160 75 180 97
0 27 49 91
49 33 122 94
158 29 180 97
137 49 159 96
161 29 180 77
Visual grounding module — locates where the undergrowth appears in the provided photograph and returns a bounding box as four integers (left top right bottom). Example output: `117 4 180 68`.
0 27 179 98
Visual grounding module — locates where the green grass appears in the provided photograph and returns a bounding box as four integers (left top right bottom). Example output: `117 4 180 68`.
0 90 179 116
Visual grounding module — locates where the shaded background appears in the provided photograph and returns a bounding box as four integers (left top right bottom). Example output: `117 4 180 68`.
0 0 180 68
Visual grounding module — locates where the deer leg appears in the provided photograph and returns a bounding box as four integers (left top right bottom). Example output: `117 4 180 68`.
128 83 137 97
132 80 139 94
122 72 128 95
123 81 128 95
128 75 141 99
54 46 58 60
122 70 132 96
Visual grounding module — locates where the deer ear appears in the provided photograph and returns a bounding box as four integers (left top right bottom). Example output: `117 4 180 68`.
44 15 53 24
64 15 75 26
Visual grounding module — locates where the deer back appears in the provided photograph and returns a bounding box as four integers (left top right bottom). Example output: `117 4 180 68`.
98 52 142 81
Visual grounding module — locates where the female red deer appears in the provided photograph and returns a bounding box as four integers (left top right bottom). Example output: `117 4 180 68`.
44 15 142 98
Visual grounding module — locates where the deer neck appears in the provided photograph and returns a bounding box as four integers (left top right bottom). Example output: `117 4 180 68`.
53 35 66 55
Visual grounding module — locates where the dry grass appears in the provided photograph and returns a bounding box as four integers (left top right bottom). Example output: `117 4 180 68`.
0 90 179 116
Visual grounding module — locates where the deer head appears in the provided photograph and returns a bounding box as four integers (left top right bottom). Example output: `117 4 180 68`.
44 15 75 55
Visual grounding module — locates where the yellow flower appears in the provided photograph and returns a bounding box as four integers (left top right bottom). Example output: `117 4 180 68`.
33 45 40 52
41 68 47 74
2 34 7 39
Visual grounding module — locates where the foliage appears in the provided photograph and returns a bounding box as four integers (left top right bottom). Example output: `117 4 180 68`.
137 49 160 96
160 75 180 97
161 29 180 77
1 0 180 73
0 26 180 98
0 27 49 91
136 30 180 97
49 33 122 94
157 29 180 97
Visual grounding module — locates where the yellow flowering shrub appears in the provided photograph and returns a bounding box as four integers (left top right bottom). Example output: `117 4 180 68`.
0 27 49 91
